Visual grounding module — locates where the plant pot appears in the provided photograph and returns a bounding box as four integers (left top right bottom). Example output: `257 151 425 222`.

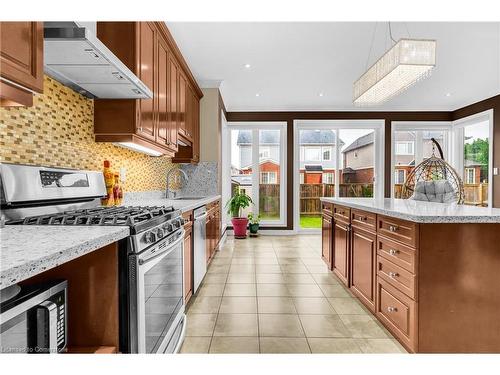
231 217 248 239
249 223 259 234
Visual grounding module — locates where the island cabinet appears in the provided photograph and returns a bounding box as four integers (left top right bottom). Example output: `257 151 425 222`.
94 22 202 160
182 210 194 304
332 205 350 286
321 203 333 269
324 200 500 353
350 209 377 313
0 22 44 106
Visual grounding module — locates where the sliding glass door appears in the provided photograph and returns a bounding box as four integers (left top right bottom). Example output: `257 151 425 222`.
294 120 385 231
226 122 287 227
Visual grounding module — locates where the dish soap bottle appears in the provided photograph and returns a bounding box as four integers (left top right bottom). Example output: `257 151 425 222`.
113 173 123 206
102 160 115 206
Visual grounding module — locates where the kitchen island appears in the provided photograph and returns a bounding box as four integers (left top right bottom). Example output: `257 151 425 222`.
320 197 500 353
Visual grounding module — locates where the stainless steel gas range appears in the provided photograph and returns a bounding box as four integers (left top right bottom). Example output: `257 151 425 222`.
1 163 186 354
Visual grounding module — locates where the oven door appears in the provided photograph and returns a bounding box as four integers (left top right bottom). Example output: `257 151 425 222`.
133 230 185 353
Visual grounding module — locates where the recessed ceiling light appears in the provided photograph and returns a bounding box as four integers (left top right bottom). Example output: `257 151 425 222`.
244 64 251 68
255 93 260 97
445 92 452 97
318 93 324 97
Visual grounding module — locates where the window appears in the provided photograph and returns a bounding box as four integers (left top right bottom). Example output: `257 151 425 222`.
304 147 321 161
260 171 277 184
394 169 406 184
465 168 475 184
322 147 332 161
259 146 270 159
396 141 414 155
323 172 334 184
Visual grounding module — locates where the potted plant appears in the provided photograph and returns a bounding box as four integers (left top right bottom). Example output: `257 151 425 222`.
226 188 253 239
247 213 261 236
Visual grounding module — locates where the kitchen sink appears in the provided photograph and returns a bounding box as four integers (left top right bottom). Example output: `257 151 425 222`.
172 197 206 200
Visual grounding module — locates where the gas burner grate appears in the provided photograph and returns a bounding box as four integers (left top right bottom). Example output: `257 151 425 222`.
8 205 176 227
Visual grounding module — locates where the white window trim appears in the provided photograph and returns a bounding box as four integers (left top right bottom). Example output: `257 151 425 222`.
226 122 287 227
394 169 406 184
322 146 332 161
395 141 414 156
465 168 476 184
452 109 494 207
293 119 385 233
391 121 453 199
323 172 334 184
304 146 322 162
260 171 277 184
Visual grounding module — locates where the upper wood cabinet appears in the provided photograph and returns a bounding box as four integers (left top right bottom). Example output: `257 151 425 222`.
0 22 44 107
94 22 202 159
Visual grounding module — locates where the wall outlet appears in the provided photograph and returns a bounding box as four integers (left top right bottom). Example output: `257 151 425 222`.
494 167 499 176
120 167 127 182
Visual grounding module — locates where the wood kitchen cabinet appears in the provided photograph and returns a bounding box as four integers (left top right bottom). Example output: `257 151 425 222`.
333 219 350 286
205 200 221 264
350 225 377 312
0 22 44 107
94 22 202 159
321 211 333 269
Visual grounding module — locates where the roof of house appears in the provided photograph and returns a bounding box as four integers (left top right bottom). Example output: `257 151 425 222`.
342 132 374 153
236 129 342 145
304 165 323 172
465 159 486 167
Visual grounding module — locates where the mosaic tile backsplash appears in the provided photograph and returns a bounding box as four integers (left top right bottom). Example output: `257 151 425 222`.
0 76 178 192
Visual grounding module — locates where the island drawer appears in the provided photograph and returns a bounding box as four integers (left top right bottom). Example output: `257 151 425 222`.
322 202 333 216
377 215 418 248
377 236 416 273
376 278 417 352
334 205 351 223
377 256 416 299
351 209 376 232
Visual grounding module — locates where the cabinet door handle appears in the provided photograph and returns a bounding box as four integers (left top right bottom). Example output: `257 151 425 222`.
387 306 398 313
388 249 399 256
388 271 399 279
388 224 399 232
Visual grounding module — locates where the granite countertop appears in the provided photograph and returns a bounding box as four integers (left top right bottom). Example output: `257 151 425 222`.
124 194 222 213
320 197 500 223
0 226 129 289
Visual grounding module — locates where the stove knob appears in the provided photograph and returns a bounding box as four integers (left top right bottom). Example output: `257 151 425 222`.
165 223 173 232
173 219 181 228
156 228 164 238
144 231 156 244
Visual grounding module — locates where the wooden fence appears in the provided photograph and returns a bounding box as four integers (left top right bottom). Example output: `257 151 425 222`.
394 183 488 206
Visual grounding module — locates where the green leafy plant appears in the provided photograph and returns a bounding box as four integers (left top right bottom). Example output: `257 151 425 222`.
226 188 253 217
247 212 261 225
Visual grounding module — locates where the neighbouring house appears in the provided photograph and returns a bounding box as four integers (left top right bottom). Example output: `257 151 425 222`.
342 132 375 183
299 130 343 184
464 160 487 184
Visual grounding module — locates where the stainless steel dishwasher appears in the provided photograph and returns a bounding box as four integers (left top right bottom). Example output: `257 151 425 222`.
193 206 208 293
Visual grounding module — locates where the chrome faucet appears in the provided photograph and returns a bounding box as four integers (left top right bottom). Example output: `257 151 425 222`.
166 168 189 199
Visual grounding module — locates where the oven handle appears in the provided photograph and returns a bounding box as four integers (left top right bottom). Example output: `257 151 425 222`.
138 230 184 266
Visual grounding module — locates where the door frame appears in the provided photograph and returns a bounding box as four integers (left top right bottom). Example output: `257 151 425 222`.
293 119 385 233
452 109 494 207
224 121 288 227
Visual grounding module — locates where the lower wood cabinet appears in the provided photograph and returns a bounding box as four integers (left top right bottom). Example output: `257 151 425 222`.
333 219 350 286
350 225 376 312
321 212 333 269
205 200 221 264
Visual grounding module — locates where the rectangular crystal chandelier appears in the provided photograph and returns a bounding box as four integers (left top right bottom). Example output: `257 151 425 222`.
353 39 436 106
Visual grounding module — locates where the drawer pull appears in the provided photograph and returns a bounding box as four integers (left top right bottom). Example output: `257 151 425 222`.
388 225 399 232
387 306 398 313
388 271 399 279
388 249 399 256
358 216 367 221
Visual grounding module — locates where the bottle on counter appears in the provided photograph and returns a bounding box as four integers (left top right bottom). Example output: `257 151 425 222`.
113 173 123 206
102 160 115 206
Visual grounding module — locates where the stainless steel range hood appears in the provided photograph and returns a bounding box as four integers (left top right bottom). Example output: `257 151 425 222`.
43 22 153 99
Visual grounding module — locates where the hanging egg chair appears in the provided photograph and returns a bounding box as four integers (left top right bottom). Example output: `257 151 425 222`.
401 138 465 204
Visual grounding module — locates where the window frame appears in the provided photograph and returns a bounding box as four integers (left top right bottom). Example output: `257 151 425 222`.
322 146 332 161
465 168 476 184
225 122 287 227
304 146 321 162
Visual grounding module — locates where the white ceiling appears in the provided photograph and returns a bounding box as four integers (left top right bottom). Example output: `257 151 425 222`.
167 22 500 112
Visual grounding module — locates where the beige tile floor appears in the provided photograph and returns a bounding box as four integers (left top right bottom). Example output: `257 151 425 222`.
180 234 407 354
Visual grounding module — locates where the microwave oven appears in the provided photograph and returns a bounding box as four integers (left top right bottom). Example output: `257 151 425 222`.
0 280 67 354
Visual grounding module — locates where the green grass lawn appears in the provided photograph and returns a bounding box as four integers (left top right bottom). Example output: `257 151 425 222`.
300 215 322 228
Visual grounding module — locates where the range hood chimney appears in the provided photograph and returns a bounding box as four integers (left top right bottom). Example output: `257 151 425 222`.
43 22 153 99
